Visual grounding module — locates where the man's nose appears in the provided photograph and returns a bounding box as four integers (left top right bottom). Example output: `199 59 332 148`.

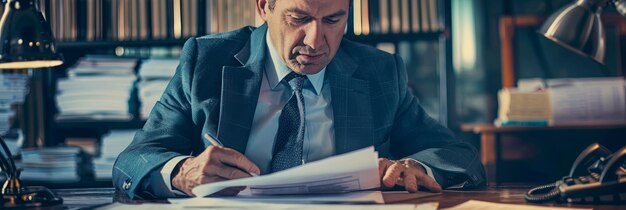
303 22 324 50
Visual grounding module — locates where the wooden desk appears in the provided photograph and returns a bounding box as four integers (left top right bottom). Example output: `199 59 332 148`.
44 187 624 210
461 123 626 185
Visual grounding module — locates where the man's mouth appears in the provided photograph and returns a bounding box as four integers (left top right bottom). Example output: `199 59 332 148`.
296 53 324 64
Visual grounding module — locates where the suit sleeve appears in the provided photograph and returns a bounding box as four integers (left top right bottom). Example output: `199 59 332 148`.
112 38 200 199
389 54 486 189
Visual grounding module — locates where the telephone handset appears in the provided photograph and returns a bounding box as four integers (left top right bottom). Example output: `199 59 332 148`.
568 143 612 178
525 143 626 203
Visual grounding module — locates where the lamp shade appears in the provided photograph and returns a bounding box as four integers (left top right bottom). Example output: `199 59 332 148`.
0 0 63 69
616 0 626 16
538 0 607 65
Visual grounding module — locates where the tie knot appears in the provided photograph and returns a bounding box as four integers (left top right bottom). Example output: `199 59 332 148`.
284 72 306 91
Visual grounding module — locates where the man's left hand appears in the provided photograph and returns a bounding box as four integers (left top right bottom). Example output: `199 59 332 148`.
378 158 442 193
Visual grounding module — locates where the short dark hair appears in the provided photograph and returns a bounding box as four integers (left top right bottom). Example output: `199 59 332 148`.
268 0 277 11
267 0 351 12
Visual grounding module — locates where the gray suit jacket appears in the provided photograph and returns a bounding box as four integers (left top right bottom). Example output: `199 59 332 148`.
113 24 486 199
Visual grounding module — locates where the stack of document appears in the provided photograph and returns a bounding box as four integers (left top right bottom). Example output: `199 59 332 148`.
137 58 178 119
496 77 626 126
546 78 626 125
496 88 551 126
56 56 138 121
18 147 82 182
0 72 29 134
93 130 136 180
192 146 381 197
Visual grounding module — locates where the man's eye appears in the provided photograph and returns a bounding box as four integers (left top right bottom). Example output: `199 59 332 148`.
324 18 340 24
291 16 310 23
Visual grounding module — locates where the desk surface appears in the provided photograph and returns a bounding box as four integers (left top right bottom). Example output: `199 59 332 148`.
43 187 624 210
461 123 626 133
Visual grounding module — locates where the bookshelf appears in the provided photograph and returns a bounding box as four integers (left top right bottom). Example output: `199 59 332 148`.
347 0 454 126
16 0 454 147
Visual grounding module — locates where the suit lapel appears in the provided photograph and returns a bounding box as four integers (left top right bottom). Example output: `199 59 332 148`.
217 24 268 153
327 46 373 154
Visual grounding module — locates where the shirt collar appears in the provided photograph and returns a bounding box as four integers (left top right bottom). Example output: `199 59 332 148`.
265 32 325 95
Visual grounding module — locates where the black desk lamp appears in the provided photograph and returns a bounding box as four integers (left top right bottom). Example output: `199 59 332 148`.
0 0 63 208
538 0 626 65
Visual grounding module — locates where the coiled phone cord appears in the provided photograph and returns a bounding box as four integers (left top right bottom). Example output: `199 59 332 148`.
525 182 561 203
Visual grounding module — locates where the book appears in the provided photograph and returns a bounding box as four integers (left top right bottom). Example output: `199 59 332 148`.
361 0 370 35
379 0 390 34
497 88 551 122
411 0 420 33
390 0 401 33
401 0 410 33
353 0 362 35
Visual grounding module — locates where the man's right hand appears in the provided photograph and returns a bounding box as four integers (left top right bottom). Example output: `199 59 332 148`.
171 145 260 196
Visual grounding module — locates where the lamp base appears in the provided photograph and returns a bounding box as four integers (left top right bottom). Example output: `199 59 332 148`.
1 186 63 208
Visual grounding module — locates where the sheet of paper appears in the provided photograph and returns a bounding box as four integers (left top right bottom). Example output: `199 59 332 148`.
550 84 626 125
192 146 380 197
98 202 438 210
97 203 183 210
442 200 591 210
171 190 384 205
382 191 441 204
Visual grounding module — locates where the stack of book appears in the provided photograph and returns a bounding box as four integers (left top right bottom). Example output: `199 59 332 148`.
137 58 178 119
93 130 136 180
496 77 626 126
496 88 551 126
352 0 440 35
0 72 29 134
40 0 261 42
18 147 82 182
56 56 138 121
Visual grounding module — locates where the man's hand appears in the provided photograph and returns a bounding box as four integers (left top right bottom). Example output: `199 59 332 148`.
172 145 261 196
378 158 442 193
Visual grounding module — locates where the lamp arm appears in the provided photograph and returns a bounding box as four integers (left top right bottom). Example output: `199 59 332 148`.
0 136 17 177
614 0 626 17
0 150 9 172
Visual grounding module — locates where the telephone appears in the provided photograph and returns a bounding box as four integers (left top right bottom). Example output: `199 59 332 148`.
525 143 626 203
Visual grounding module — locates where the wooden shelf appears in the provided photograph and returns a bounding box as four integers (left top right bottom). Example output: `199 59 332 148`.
57 39 188 49
55 118 146 129
461 123 626 133
345 30 447 43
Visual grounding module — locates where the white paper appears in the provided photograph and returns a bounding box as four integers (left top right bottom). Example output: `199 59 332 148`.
191 146 380 197
549 83 626 125
171 190 384 205
98 202 438 210
442 200 591 210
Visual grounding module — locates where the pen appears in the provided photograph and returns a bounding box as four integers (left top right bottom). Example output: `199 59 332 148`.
203 133 259 177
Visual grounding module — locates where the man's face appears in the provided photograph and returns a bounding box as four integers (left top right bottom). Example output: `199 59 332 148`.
257 0 350 75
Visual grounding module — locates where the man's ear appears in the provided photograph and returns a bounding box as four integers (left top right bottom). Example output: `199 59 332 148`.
255 0 269 21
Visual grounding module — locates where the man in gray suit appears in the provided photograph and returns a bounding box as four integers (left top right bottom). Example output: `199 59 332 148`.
113 0 486 199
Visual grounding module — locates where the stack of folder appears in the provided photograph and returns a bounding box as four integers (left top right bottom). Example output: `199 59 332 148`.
496 77 626 126
0 72 29 134
18 147 82 182
93 130 136 180
137 58 178 119
56 56 138 121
